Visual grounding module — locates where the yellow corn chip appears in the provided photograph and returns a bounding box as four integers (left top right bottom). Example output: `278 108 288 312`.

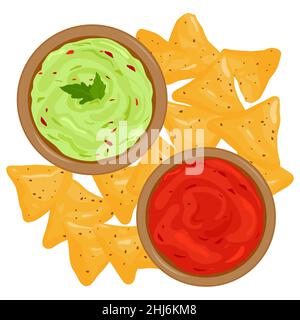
165 102 220 150
170 13 218 63
140 136 174 164
126 164 157 197
159 48 217 84
136 29 169 52
7 166 72 222
93 164 156 224
223 48 281 102
173 54 244 114
208 96 293 193
43 180 112 248
94 224 156 284
65 222 109 286
208 96 280 167
137 14 219 83
256 166 294 194
137 32 199 83
94 168 137 225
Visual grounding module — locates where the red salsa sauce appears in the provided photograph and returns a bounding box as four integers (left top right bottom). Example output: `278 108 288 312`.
148 158 265 276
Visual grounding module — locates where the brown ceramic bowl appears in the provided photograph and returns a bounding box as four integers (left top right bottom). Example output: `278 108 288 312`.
137 148 276 286
17 25 167 175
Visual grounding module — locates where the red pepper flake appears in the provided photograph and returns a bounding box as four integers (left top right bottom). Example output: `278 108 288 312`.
104 139 113 146
127 65 136 72
45 108 48 113
135 98 139 106
52 71 57 75
40 117 47 127
104 51 113 58
38 72 43 75
72 78 77 81
66 50 74 55
111 128 117 133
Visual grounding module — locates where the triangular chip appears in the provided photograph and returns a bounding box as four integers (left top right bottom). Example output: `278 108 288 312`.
94 168 137 224
137 32 202 84
136 29 169 52
256 166 293 194
137 14 219 83
140 136 174 164
7 165 72 222
169 13 218 63
126 164 158 197
93 164 156 224
94 224 156 284
164 102 220 150
43 180 112 248
173 54 244 114
223 48 281 102
65 222 109 286
208 97 280 168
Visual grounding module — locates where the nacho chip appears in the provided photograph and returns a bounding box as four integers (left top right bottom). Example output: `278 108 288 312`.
136 29 169 52
173 54 244 114
208 96 293 193
7 166 72 222
170 13 218 63
137 32 199 83
65 222 109 286
208 97 280 167
94 224 156 284
137 14 219 83
94 168 137 225
141 136 174 164
158 48 215 84
93 164 156 224
165 102 220 150
43 180 112 248
257 165 294 194
223 48 281 102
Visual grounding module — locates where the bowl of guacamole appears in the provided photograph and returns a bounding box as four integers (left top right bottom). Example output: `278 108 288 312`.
18 25 167 174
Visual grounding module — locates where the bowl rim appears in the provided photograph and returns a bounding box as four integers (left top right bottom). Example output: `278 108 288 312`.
137 147 276 286
17 24 167 175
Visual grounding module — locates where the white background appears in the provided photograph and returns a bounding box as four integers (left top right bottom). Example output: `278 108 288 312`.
0 0 299 300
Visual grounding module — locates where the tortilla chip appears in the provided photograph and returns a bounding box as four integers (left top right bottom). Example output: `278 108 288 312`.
137 32 199 83
173 54 244 114
208 96 293 193
208 97 280 167
136 14 219 83
136 29 169 52
93 164 156 224
170 13 218 63
140 136 174 164
165 102 220 150
7 166 72 222
65 222 109 286
223 48 281 102
257 166 294 194
94 224 156 284
93 168 136 224
43 180 112 248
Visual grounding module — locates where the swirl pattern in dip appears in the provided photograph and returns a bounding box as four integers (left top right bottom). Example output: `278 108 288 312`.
31 38 153 162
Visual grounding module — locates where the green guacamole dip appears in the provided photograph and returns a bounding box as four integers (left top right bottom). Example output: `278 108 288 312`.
31 38 153 162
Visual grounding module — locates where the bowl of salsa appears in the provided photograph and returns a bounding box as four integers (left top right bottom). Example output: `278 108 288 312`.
18 25 167 174
137 148 275 286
